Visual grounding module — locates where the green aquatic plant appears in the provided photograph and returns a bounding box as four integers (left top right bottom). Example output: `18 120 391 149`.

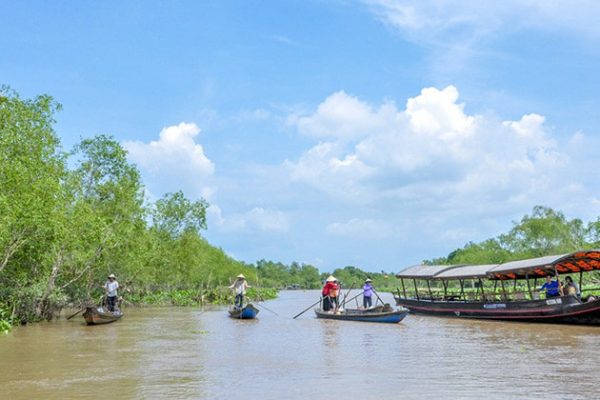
0 305 12 334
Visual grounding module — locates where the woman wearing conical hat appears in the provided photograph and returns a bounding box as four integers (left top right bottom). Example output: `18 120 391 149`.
321 275 339 312
363 278 374 309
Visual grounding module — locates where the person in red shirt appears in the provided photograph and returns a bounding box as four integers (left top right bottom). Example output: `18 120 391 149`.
322 275 340 312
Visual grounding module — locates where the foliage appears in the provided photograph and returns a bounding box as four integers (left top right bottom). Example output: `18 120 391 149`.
255 260 322 289
152 191 208 238
0 303 11 334
427 206 598 266
0 88 253 322
5 87 600 324
326 266 397 292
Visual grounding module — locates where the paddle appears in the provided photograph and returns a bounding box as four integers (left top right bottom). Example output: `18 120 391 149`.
341 283 354 306
340 292 362 308
293 298 322 319
371 287 385 306
253 291 279 315
66 308 85 320
254 299 279 316
68 294 104 320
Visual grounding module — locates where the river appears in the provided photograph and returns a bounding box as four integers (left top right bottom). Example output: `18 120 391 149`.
1 290 599 399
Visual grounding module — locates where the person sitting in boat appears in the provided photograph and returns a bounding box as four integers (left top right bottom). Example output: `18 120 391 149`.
564 276 581 298
321 275 339 312
363 278 374 308
230 274 250 309
104 274 119 312
539 275 561 298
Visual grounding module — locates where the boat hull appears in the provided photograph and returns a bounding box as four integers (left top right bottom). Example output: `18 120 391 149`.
228 304 259 319
82 307 123 325
394 295 600 325
314 307 408 323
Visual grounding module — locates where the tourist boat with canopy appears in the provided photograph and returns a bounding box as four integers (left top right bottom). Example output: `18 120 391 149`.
394 250 600 325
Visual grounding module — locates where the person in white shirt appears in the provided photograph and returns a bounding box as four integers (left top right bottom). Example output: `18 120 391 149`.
229 274 249 308
104 274 119 312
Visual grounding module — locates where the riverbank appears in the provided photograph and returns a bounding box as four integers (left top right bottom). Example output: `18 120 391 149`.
0 287 279 333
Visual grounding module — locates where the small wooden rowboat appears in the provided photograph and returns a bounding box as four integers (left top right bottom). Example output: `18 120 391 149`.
228 304 259 319
314 304 408 323
82 306 123 325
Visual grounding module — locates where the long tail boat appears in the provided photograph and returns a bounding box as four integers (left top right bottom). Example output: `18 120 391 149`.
394 250 600 325
314 304 408 323
82 306 123 325
228 304 259 319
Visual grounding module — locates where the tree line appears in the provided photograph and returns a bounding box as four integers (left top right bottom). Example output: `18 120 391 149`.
3 87 600 331
0 87 265 327
426 206 600 265
0 87 362 331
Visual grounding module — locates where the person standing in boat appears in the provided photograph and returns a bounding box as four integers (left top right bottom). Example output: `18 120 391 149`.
363 278 374 308
321 275 338 312
230 274 250 309
539 275 561 298
104 274 119 312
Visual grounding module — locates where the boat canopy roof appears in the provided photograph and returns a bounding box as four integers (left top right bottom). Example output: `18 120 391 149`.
489 250 600 280
395 264 466 279
396 250 600 281
435 264 497 279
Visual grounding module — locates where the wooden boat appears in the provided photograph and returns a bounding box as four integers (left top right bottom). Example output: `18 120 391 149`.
394 250 600 325
82 306 123 325
314 304 408 323
228 304 259 319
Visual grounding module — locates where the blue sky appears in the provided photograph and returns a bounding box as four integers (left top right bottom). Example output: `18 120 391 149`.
3 1 600 273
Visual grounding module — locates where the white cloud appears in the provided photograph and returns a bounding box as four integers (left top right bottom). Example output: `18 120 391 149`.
246 208 289 232
286 141 374 198
363 1 600 83
405 86 474 140
364 0 600 42
123 122 215 199
208 205 289 234
288 91 397 141
327 218 394 239
287 85 570 213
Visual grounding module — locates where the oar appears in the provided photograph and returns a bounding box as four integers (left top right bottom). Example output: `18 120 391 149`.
68 294 103 320
341 283 354 305
66 307 85 320
254 292 279 315
340 292 362 308
371 287 385 305
254 300 279 316
293 298 322 319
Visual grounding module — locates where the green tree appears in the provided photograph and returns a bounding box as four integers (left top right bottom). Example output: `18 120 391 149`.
151 191 208 238
500 206 586 257
444 239 510 265
0 86 64 275
0 87 66 321
65 135 146 300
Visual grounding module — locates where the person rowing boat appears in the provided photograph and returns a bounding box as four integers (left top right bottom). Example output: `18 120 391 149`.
321 275 339 312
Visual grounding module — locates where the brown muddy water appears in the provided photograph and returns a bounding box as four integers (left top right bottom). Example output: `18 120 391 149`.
1 290 599 399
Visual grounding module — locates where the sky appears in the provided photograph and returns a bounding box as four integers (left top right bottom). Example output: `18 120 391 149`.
2 1 600 273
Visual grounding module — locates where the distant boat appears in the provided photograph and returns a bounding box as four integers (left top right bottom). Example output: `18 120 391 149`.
82 306 123 325
228 304 259 319
314 304 408 323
